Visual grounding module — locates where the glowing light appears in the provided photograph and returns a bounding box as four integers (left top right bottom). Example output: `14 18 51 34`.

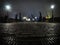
51 5 55 9
46 15 51 19
5 5 11 11
35 17 37 19
23 17 27 19
26 18 30 21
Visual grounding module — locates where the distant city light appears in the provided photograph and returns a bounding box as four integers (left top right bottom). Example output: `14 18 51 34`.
46 15 51 19
5 5 11 11
26 18 31 21
23 17 27 19
50 5 55 9
35 17 37 19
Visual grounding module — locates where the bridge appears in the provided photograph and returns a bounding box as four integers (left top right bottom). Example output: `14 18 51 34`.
0 22 60 45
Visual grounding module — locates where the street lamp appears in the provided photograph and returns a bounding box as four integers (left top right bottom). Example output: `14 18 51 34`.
5 5 11 22
5 5 11 11
51 5 55 9
50 5 55 22
50 5 55 15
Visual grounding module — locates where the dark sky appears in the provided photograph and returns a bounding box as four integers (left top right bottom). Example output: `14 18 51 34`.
0 0 60 18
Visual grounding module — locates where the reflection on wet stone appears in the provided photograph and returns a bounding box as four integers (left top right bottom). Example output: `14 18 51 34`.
3 36 16 45
0 23 60 45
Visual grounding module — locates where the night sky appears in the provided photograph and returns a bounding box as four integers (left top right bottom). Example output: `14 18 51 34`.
0 0 60 18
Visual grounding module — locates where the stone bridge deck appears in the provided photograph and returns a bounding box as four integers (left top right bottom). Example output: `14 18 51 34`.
0 22 60 45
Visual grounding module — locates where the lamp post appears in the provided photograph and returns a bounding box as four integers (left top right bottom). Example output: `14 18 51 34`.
50 5 55 22
5 5 11 22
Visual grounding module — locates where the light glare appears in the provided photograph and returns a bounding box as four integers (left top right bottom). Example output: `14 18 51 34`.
35 17 37 19
23 17 27 19
26 18 30 21
5 5 11 11
51 5 55 9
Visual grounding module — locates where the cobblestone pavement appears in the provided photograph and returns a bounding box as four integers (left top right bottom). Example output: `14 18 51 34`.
0 22 60 45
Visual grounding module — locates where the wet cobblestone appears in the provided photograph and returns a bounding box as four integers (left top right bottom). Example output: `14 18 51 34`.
0 22 60 45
